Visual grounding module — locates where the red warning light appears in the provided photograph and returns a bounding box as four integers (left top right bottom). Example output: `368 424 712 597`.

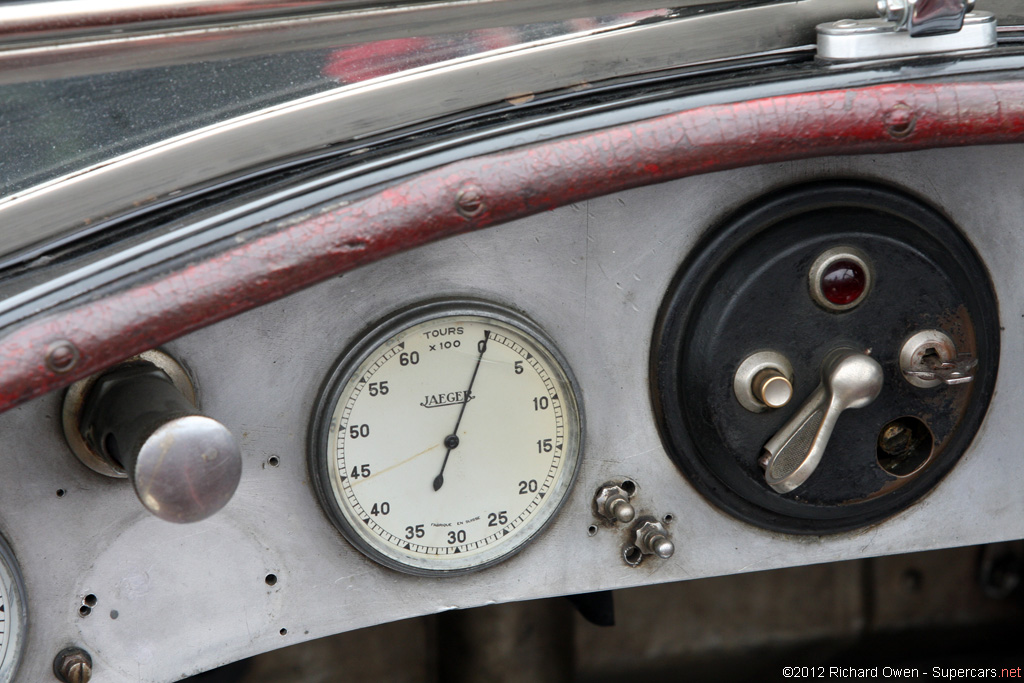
820 259 867 306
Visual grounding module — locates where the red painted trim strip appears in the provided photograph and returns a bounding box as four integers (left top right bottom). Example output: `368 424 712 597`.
2 80 1024 413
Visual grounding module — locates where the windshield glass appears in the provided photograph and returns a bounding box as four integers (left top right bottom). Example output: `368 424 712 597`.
0 11 667 200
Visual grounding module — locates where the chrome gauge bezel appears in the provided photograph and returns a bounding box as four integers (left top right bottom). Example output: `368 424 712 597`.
0 533 26 683
309 300 584 576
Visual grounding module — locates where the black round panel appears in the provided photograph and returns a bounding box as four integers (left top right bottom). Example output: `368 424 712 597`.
651 183 999 534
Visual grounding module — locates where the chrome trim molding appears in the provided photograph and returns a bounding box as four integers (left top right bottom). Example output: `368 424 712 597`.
0 0 801 84
0 0 694 44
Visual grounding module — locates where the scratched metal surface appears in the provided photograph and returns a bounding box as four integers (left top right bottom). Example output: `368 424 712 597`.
0 146 1022 681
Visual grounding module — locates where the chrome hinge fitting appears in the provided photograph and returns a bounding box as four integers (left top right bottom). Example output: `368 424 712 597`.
817 0 995 62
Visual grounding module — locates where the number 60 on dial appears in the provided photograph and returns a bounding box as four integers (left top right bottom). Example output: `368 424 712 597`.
309 301 583 575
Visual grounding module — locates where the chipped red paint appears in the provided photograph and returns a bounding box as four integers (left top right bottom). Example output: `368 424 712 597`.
2 80 1024 413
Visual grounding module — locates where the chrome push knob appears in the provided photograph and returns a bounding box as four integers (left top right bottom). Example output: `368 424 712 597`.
760 349 883 494
77 360 242 523
753 369 793 409
734 351 795 413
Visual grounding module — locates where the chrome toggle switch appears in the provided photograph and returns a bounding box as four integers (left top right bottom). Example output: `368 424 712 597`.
760 348 884 494
594 482 636 524
64 351 242 523
630 518 674 560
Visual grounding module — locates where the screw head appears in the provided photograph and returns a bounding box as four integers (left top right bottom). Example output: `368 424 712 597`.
54 647 93 683
884 103 917 139
879 422 912 455
46 340 80 373
456 185 486 218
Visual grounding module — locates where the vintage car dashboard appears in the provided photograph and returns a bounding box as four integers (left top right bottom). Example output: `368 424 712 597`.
2 1 1024 681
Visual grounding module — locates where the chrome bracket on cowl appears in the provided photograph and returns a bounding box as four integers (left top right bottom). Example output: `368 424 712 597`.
759 348 884 494
817 0 996 62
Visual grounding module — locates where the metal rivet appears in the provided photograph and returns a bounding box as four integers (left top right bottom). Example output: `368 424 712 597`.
456 185 486 218
46 340 80 373
54 647 93 683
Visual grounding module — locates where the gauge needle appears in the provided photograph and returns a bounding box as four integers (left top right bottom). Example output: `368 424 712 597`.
433 330 490 492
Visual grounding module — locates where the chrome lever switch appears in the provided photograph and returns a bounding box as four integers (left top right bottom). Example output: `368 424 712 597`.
760 349 883 494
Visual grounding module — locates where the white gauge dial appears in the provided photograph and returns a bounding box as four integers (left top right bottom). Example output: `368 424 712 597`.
311 302 582 574
0 534 26 683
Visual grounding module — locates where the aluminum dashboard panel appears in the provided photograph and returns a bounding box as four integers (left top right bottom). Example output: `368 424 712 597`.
0 146 1022 681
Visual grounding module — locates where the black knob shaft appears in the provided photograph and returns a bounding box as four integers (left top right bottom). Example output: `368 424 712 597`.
79 362 241 523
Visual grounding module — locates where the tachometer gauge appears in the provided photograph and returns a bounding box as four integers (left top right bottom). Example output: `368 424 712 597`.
310 301 583 575
0 533 26 683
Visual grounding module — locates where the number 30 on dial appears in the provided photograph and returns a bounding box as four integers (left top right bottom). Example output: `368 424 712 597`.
310 301 583 575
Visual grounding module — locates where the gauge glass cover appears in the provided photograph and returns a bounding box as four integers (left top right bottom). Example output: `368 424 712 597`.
311 302 583 575
0 534 26 683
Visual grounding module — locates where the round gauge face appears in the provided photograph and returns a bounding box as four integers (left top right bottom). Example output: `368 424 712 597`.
311 302 583 575
0 534 26 683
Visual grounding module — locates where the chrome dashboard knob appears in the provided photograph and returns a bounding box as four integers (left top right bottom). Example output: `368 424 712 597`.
74 358 242 523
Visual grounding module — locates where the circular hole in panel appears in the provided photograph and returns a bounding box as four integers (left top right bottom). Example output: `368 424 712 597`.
267 456 280 468
663 514 674 524
587 525 598 536
83 594 97 607
79 605 92 617
623 546 643 567
877 416 934 477
56 489 66 498
280 628 288 636
265 574 278 586
620 480 636 496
